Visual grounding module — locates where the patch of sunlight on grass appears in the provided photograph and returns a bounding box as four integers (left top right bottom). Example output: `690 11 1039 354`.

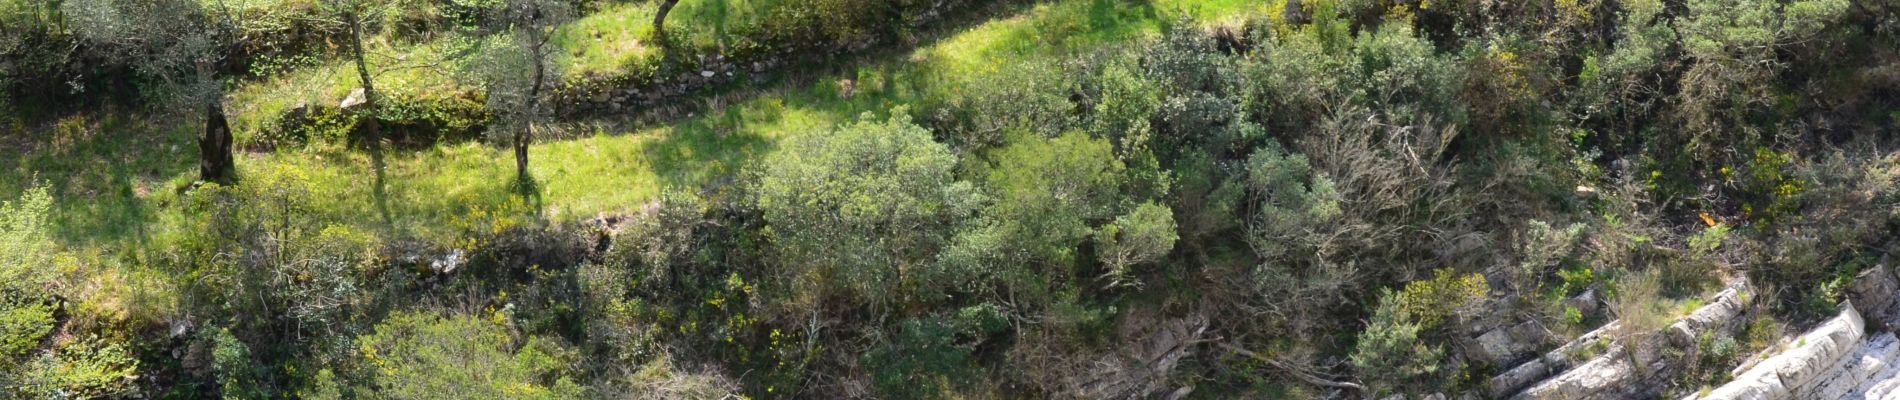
557 2 662 77
28 0 1273 252
1156 0 1268 24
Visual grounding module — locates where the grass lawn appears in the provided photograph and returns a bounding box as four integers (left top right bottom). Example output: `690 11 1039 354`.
11 0 1267 254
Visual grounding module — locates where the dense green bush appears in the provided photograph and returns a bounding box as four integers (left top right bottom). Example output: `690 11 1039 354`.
1350 269 1486 395
0 185 62 390
1094 201 1179 289
13 334 141 397
929 59 1078 153
350 310 585 398
755 109 980 306
0 185 56 352
862 304 1007 399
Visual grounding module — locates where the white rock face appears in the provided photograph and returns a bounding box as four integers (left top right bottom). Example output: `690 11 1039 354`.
1511 285 1750 400
1683 303 1900 400
1513 264 1900 400
1808 332 1900 399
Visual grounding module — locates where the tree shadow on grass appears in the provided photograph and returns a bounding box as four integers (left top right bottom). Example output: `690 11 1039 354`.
512 171 545 210
368 138 396 228
0 111 197 250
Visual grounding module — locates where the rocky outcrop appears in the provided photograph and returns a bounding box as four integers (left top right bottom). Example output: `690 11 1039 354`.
1509 283 1751 400
1849 265 1900 331
1497 263 1900 400
1809 332 1900 399
1487 321 1618 398
1656 264 1900 400
1684 303 1865 400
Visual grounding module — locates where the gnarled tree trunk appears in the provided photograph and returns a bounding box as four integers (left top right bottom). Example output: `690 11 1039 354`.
652 0 680 36
200 101 235 183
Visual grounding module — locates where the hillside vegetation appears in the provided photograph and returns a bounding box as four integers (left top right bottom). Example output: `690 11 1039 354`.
2 0 1899 398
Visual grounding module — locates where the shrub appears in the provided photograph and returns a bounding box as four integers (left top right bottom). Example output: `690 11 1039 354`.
605 191 706 295
1513 220 1587 296
171 167 380 374
353 310 584 399
1350 269 1486 395
1748 148 1900 313
939 130 1125 302
982 130 1126 263
930 59 1077 153
754 109 980 306
593 356 742 399
1094 201 1179 289
1608 269 1671 354
862 309 1003 399
13 335 140 398
0 184 58 365
206 327 268 399
1234 143 1351 334
1674 0 1850 167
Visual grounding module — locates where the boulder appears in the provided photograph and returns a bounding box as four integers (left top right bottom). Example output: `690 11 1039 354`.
1567 289 1601 318
1668 285 1748 347
1848 264 1900 330
339 87 367 110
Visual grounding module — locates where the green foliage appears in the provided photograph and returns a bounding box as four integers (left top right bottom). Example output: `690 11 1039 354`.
13 335 140 398
862 304 1006 399
605 191 706 295
1749 149 1900 314
466 0 572 149
172 166 379 368
1094 201 1179 289
1514 220 1587 295
1088 61 1161 154
0 184 57 364
1730 147 1804 224
354 310 584 399
755 109 979 305
1675 0 1850 165
62 0 223 107
207 327 269 400
933 59 1078 153
982 130 1126 263
940 130 1126 301
1244 144 1341 262
1350 270 1487 395
1608 269 1671 352
15 0 1900 397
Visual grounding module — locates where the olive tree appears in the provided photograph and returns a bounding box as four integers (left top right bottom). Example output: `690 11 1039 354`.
652 0 679 36
63 0 237 182
468 0 572 182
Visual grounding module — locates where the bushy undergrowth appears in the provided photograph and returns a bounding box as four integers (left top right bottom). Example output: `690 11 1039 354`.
5 0 1900 398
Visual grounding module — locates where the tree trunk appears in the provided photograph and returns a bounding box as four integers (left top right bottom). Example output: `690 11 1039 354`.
519 36 546 182
652 0 680 35
200 101 235 183
515 124 530 180
345 8 380 144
